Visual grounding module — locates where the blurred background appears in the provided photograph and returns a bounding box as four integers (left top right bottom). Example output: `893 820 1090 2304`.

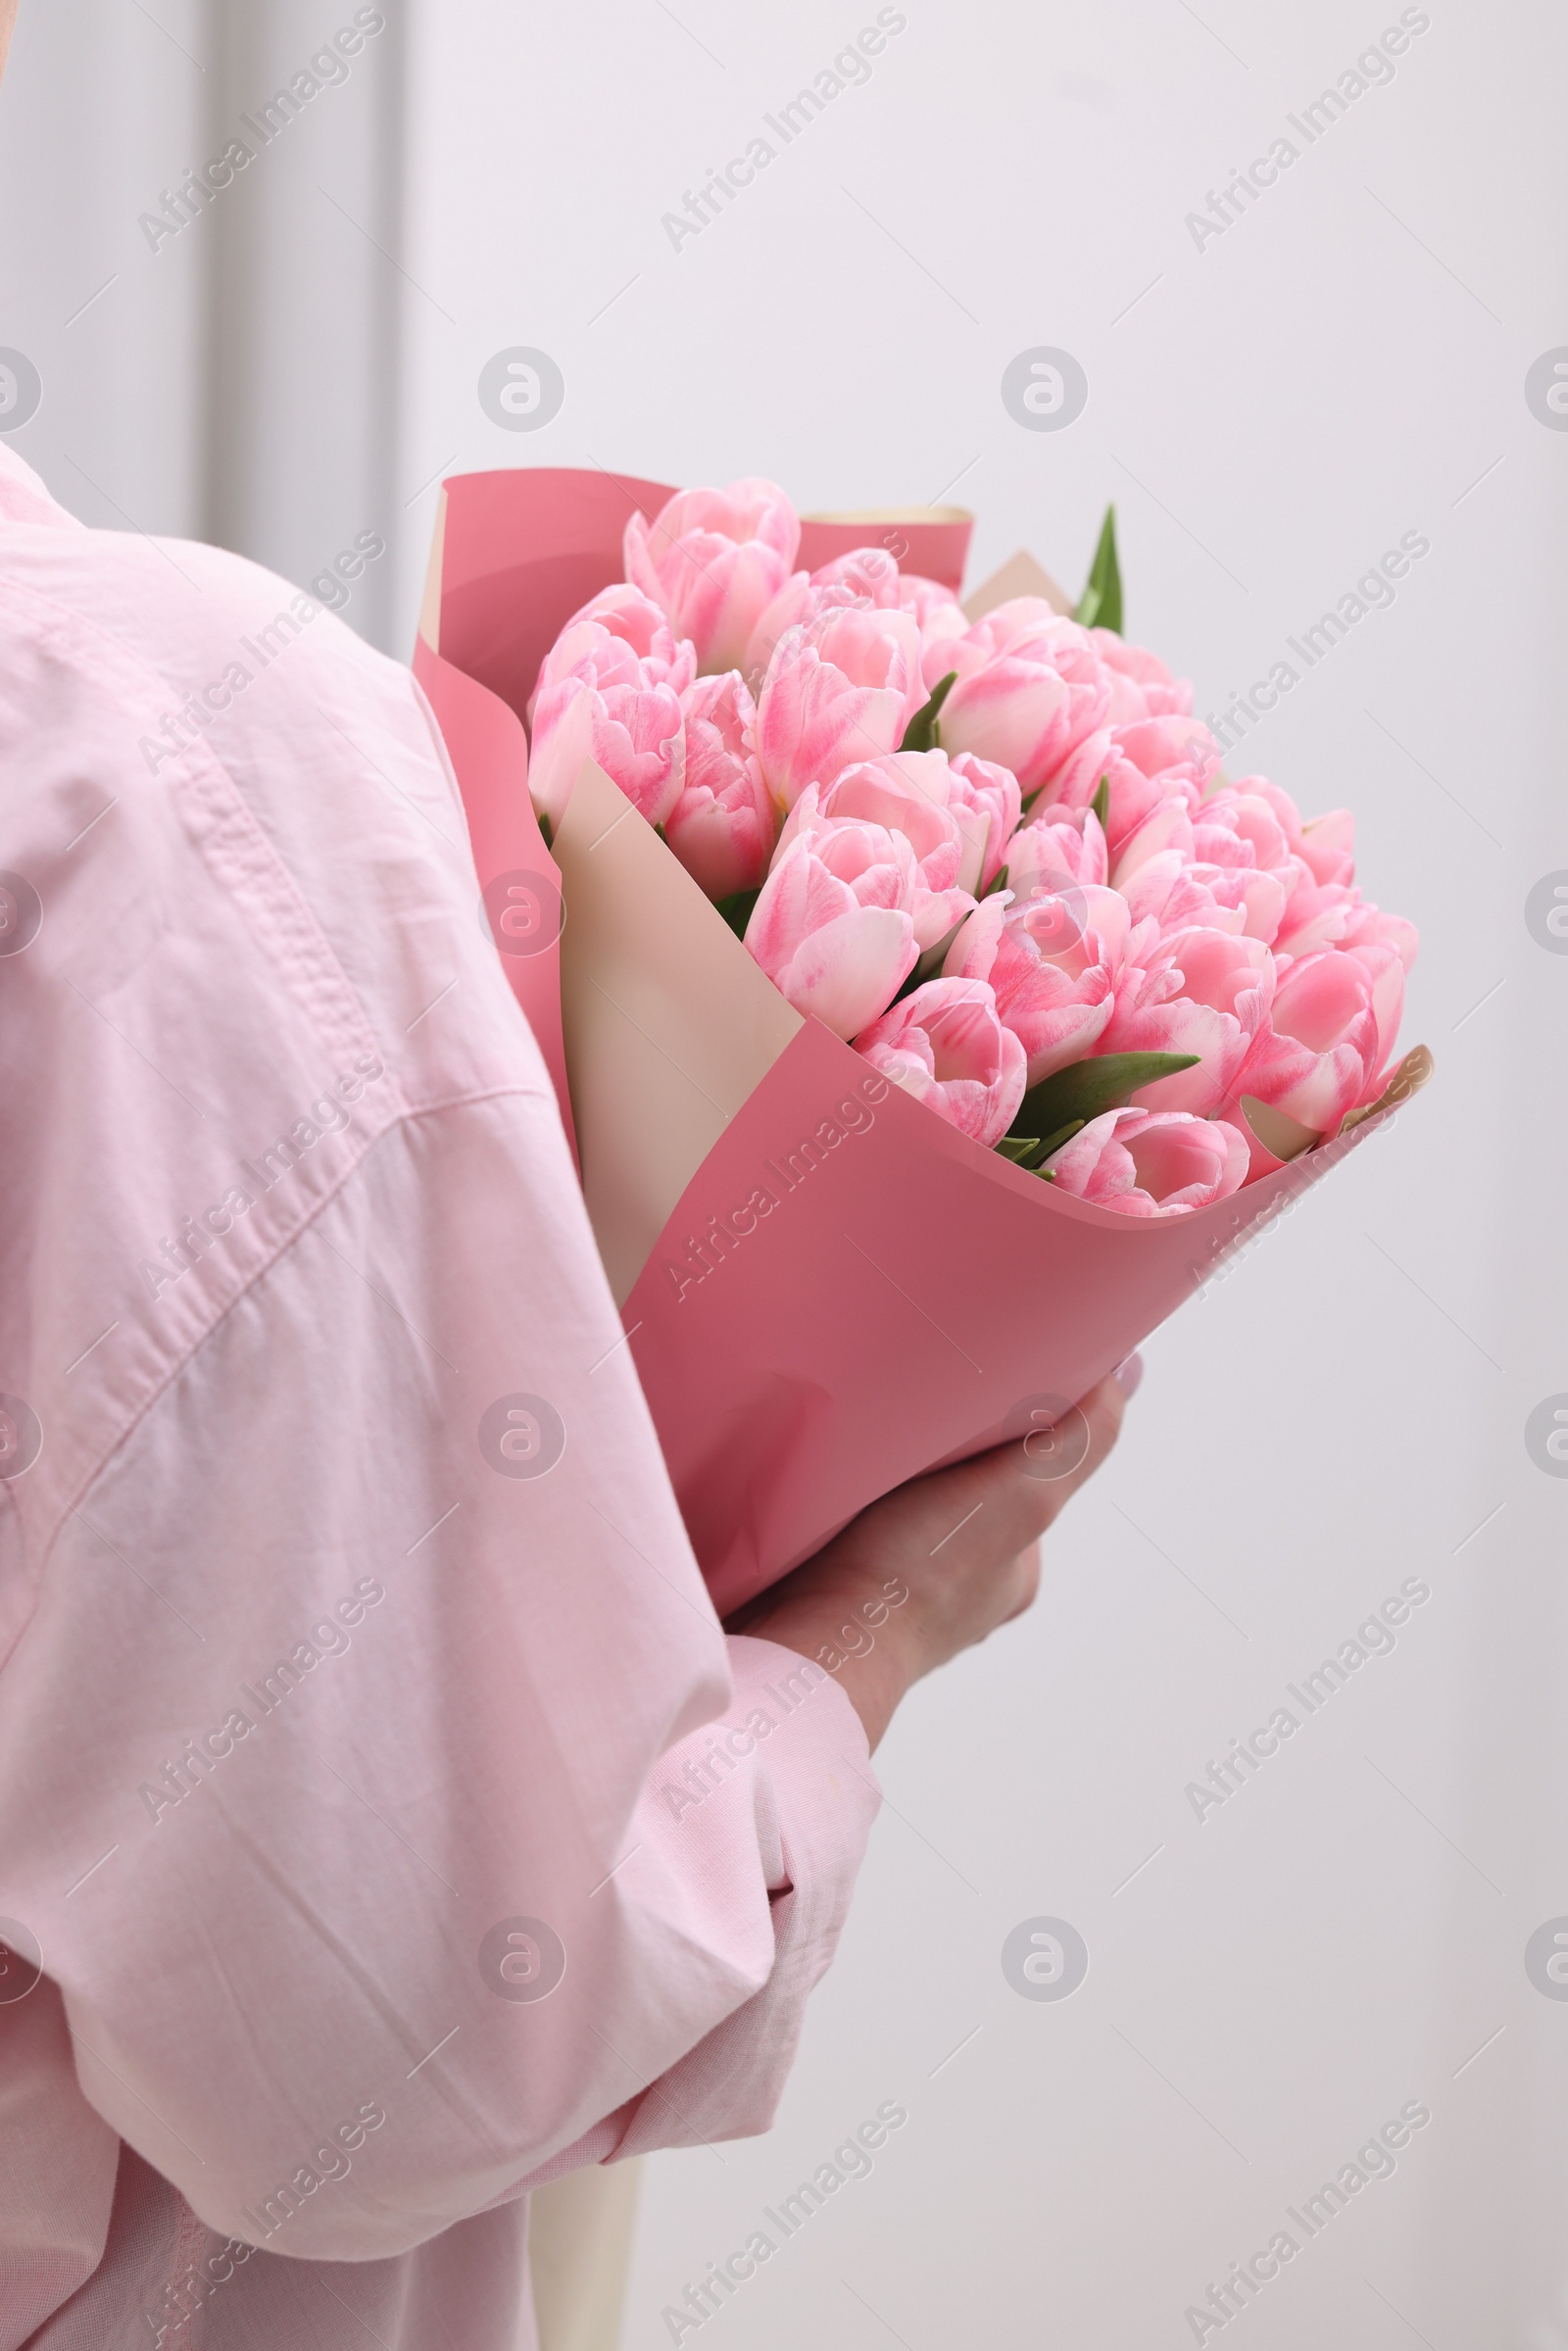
3 1 1564 2343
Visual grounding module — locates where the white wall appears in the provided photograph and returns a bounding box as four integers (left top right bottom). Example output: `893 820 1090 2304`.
3 2 1564 2343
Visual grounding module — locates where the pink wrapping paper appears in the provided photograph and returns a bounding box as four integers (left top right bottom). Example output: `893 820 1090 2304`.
796 507 973 591
413 619 576 1167
417 468 1419 1612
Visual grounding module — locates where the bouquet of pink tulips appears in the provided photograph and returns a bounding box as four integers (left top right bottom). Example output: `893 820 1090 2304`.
416 466 1429 1607
522 478 1417 1217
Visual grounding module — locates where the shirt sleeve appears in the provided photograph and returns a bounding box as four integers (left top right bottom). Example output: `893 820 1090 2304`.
0 531 881 2264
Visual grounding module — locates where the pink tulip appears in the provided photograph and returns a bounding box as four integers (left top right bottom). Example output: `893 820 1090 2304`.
954 597 1075 660
1114 782 1293 945
1220 947 1381 1136
1053 737 1194 860
946 887 1122 1086
1003 805 1109 903
854 978 1027 1149
1200 865 1290 943
1109 789 1200 889
1088 630 1195 726
744 550 968 693
744 818 918 1039
1117 850 1247 941
1247 778 1355 887
1106 927 1276 1112
1193 786 1291 873
1341 936 1406 1076
742 545 910 681
1046 1107 1250 1217
1270 867 1358 960
624 477 801 675
546 584 698 698
742 570 812 682
743 570 869 684
938 607 1110 801
899 571 971 644
914 600 978 696
1114 715 1221 786
1191 789 1295 942
753 604 924 812
893 578 972 691
1272 877 1421 969
807 545 906 607
1116 848 1286 948
528 613 687 828
779 755 977 950
664 672 776 900
1341 900 1419 972
947 753 1022 891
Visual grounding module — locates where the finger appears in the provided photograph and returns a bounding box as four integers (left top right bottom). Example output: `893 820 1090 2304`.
862 1376 1122 1584
961 1373 1127 1560
1021 1372 1125 1528
1000 1539 1042 1624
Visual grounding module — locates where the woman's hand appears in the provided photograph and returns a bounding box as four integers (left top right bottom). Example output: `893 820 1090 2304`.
730 1364 1135 1750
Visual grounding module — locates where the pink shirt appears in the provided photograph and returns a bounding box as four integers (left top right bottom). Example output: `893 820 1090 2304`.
0 446 879 2350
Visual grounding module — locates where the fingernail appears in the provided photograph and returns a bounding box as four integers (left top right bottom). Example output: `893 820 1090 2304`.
1113 1351 1144 1401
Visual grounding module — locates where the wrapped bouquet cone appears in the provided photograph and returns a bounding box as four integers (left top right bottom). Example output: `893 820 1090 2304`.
415 468 1428 1612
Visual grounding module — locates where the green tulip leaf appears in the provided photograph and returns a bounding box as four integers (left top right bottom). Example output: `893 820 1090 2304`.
994 1117 1087 1174
714 886 762 941
1037 1118 1086 1161
899 669 957 754
1010 1051 1200 1142
1072 505 1123 636
537 810 554 852
1091 775 1110 832
981 861 1009 900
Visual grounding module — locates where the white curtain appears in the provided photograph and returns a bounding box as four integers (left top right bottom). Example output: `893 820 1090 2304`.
0 0 410 651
